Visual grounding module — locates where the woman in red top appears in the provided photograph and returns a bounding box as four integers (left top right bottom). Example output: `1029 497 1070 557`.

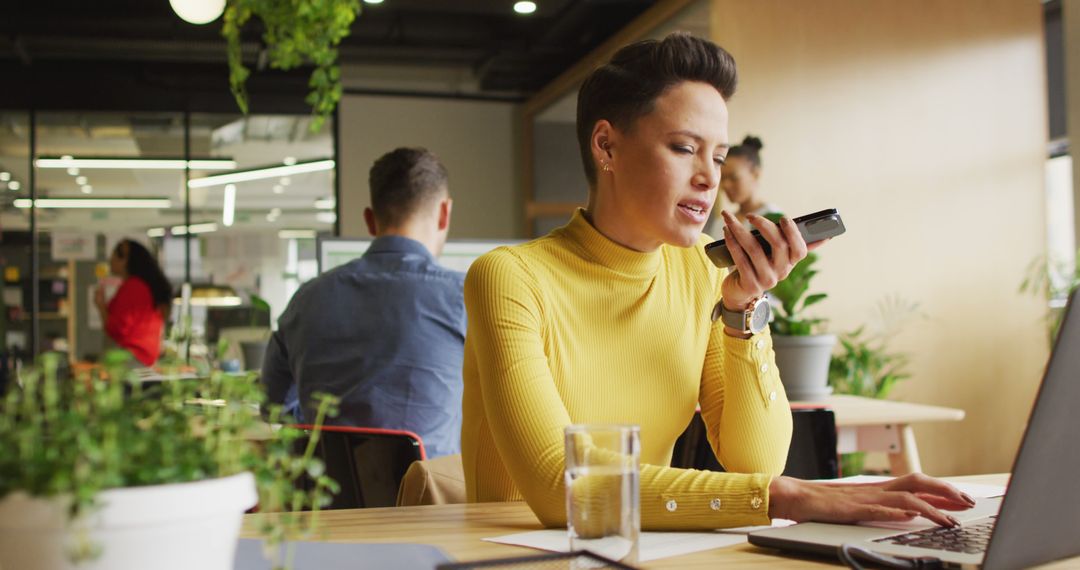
94 239 172 366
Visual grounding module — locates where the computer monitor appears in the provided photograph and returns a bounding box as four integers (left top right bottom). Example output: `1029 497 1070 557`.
316 237 522 274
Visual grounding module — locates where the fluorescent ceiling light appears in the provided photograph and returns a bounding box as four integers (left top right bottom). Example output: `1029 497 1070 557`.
278 229 317 239
14 198 172 209
315 212 337 224
172 222 218 235
222 184 236 227
314 197 335 210
8 181 21 191
514 1 537 14
0 172 9 182
188 159 335 188
147 223 218 237
35 157 237 170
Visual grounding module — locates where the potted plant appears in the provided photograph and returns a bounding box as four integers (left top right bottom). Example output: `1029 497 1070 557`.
0 350 339 570
769 251 835 400
828 295 921 474
1020 249 1080 344
221 0 362 131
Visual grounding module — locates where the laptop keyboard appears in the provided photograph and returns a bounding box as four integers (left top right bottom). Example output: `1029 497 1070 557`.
873 517 996 555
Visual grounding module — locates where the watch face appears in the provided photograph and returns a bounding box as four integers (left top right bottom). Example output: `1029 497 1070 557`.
750 300 771 333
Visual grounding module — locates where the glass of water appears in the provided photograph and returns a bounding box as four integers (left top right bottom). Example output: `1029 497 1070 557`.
564 424 640 565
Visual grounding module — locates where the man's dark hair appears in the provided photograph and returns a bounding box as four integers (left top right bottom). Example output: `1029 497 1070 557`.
727 135 764 169
368 147 449 227
576 32 738 185
118 239 173 313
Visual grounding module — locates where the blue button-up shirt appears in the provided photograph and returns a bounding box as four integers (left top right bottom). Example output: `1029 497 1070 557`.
262 236 466 458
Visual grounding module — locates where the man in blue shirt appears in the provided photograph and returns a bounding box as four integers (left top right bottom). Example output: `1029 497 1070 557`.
262 147 465 458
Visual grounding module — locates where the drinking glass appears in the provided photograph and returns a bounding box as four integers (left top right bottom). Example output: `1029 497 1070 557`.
564 424 640 565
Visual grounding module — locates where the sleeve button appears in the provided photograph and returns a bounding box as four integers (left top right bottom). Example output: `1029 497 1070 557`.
709 498 722 511
750 496 763 510
665 499 678 512
755 340 765 350
760 363 769 373
769 391 777 401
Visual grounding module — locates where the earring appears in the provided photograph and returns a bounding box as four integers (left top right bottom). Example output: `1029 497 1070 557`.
601 161 613 173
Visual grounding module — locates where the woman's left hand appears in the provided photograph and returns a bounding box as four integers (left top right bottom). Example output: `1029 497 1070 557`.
94 285 107 310
719 210 822 310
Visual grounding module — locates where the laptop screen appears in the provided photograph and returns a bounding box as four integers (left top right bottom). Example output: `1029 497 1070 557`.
984 289 1080 569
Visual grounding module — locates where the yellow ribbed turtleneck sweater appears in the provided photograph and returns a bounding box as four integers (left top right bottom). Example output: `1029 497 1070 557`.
462 210 792 530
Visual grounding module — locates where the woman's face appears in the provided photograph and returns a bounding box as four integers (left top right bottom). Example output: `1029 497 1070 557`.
109 243 127 277
720 155 760 206
601 81 729 251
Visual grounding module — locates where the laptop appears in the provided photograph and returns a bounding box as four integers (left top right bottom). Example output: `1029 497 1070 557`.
750 289 1080 569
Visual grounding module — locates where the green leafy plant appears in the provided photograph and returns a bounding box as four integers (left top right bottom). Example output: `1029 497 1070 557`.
0 350 339 569
1020 249 1080 344
769 252 828 336
222 0 362 131
828 295 922 474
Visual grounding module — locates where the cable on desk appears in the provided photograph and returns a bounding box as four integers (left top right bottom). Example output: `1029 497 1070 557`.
838 544 944 570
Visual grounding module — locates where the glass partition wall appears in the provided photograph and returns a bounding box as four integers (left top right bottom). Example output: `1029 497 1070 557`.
0 110 336 369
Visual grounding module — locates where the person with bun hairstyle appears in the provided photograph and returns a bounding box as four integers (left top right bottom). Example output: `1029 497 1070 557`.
462 32 974 531
94 239 172 366
721 135 781 222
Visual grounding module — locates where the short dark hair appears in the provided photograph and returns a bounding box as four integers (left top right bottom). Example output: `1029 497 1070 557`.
368 147 449 227
576 32 738 186
727 135 764 169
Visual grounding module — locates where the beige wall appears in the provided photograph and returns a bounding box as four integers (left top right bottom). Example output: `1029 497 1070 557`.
711 0 1049 476
338 95 522 238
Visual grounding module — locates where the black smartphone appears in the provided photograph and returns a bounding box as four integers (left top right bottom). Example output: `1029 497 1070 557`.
704 208 846 268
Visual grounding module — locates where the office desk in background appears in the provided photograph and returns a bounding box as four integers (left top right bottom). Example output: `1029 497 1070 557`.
796 395 965 476
241 474 1080 569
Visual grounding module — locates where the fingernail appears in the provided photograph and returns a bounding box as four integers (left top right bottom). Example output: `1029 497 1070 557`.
905 510 920 518
962 493 976 505
948 516 960 527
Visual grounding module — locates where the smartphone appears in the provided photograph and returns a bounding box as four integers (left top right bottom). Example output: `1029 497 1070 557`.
704 208 846 268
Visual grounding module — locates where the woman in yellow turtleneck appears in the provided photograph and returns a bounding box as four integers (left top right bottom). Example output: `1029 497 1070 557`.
462 33 973 531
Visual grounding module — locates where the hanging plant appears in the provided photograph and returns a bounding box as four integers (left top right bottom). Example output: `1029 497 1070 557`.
222 0 361 131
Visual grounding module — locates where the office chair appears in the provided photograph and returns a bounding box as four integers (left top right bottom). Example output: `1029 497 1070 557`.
292 425 427 509
671 407 840 480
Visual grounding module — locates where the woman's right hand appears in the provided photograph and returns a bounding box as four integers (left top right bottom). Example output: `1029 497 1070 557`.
768 473 976 527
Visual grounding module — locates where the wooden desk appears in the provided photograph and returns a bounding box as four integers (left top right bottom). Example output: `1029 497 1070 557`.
796 395 965 476
242 474 1079 569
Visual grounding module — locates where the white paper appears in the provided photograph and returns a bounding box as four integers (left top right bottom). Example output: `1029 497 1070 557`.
51 232 96 261
484 529 747 563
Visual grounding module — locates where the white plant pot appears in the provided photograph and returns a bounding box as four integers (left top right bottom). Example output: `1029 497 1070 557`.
773 334 837 401
0 472 257 570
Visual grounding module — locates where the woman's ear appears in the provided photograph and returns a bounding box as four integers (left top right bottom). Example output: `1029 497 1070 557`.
590 120 616 168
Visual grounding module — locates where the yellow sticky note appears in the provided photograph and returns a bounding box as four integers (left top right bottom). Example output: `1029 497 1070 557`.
3 266 18 282
94 263 110 279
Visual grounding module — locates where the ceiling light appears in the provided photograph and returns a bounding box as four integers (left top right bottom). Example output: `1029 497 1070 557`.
222 184 236 227
278 229 317 239
314 198 336 210
363 0 384 4
0 172 9 182
8 181 21 191
272 185 284 194
270 207 282 216
14 197 172 209
316 212 337 224
80 185 93 194
187 159 334 189
147 227 167 238
169 0 226 25
171 222 218 235
67 167 79 176
75 176 88 185
280 177 292 186
283 156 297 165
35 157 237 170
514 1 537 15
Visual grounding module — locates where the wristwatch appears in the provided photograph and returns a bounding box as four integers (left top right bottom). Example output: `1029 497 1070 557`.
716 296 771 334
